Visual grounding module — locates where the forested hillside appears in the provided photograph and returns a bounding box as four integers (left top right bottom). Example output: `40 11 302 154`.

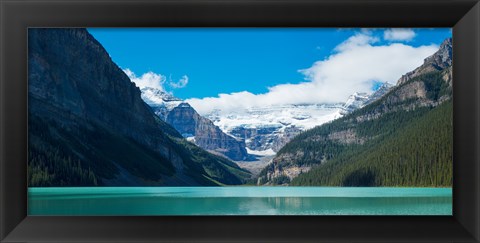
290 100 452 186
258 38 453 187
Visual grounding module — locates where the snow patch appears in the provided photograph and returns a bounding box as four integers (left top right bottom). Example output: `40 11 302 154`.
246 148 277 156
141 87 183 110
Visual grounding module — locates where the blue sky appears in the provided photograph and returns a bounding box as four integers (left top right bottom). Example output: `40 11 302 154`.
88 28 451 102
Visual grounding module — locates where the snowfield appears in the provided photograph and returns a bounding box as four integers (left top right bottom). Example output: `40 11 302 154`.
204 103 344 134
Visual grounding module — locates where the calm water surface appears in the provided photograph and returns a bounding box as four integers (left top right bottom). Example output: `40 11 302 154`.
28 187 452 215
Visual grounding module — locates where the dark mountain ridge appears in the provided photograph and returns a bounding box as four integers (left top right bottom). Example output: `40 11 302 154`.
28 28 250 186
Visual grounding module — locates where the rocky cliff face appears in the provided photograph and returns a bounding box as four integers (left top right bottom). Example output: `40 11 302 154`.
29 28 181 145
341 92 370 114
229 125 303 153
363 82 395 106
166 103 251 161
166 103 198 138
340 83 394 115
397 38 452 86
141 88 251 161
28 28 250 186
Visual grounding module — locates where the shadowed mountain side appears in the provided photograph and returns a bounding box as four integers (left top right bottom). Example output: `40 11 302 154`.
28 28 250 186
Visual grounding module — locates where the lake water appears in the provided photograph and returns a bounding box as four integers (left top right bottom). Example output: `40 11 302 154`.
28 187 452 215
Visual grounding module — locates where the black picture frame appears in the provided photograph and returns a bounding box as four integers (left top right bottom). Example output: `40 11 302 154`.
1 0 479 242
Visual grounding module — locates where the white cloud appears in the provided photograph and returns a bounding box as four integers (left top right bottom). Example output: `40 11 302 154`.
186 32 439 116
123 68 166 91
169 75 189 89
383 28 416 41
335 33 379 52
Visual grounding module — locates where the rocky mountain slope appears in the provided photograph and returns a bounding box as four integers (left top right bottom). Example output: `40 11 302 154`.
166 103 250 161
28 28 250 186
258 38 453 186
397 38 452 86
341 82 394 114
142 88 251 161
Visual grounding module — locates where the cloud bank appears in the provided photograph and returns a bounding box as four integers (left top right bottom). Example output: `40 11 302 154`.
384 28 416 41
124 68 166 91
124 69 189 91
186 31 438 115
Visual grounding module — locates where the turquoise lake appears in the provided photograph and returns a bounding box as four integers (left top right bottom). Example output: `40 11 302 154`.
28 187 452 215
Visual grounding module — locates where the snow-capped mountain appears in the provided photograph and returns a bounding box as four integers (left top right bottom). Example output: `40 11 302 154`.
141 87 183 106
141 87 183 120
202 83 393 153
140 82 393 159
204 103 344 152
341 83 394 114
341 92 370 114
140 87 251 161
364 82 395 105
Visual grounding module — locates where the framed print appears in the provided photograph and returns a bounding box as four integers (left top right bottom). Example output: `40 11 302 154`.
1 0 480 242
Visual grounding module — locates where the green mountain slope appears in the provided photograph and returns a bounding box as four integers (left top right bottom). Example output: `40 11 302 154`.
290 100 452 187
258 38 453 187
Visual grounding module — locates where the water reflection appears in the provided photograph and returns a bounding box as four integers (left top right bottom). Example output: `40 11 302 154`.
29 194 452 216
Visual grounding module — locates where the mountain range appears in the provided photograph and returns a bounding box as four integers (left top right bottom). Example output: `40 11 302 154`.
140 80 393 161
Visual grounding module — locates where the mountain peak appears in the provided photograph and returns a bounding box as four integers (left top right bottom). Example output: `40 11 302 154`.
177 102 192 108
140 87 183 106
396 37 452 86
424 37 452 69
